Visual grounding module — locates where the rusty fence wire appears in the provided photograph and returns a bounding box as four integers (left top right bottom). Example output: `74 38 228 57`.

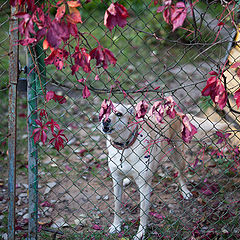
2 1 240 240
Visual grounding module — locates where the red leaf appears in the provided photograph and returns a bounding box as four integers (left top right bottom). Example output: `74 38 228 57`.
135 100 149 119
157 1 186 31
44 48 69 70
49 129 68 151
31 119 48 145
104 2 129 31
46 91 67 104
46 91 55 102
71 64 79 75
92 224 102 230
65 165 72 171
215 131 231 144
149 211 165 220
46 20 70 49
217 21 224 26
40 201 52 207
148 101 164 123
77 78 85 83
99 99 115 122
66 8 82 24
10 0 18 6
209 70 218 76
237 68 240 78
164 96 176 118
41 129 48 144
67 1 82 8
82 85 91 99
55 4 66 21
15 12 36 45
43 39 49 50
201 182 219 196
201 74 227 110
234 88 240 108
19 38 37 46
173 171 178 178
90 46 116 69
148 96 177 124
171 2 187 32
231 62 240 69
72 47 91 73
181 115 197 143
18 113 27 118
46 119 60 133
55 95 67 104
80 149 87 156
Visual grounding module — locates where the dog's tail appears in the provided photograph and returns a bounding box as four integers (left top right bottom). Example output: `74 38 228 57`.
186 114 236 143
188 115 227 132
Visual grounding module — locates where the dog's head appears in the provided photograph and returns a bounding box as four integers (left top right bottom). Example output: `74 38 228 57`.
101 104 135 134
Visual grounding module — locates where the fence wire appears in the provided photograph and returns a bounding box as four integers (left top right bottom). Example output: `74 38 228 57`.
2 1 240 240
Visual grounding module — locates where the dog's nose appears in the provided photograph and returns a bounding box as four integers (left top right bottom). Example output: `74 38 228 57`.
106 118 111 123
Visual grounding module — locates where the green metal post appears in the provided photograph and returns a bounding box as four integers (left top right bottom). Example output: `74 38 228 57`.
27 47 38 240
35 39 46 95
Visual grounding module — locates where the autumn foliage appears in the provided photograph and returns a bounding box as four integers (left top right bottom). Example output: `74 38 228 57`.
10 0 240 151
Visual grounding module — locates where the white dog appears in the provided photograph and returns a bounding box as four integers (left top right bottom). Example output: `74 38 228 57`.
102 103 227 240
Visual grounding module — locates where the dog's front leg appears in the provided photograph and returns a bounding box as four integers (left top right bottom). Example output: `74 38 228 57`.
134 179 152 240
109 173 123 234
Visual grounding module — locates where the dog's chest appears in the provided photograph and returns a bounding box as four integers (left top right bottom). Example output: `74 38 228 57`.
107 131 159 177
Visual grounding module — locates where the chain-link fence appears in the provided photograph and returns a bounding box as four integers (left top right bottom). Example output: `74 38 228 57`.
2 0 240 239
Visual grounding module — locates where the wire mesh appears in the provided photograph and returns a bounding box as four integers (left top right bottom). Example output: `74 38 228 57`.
2 0 240 239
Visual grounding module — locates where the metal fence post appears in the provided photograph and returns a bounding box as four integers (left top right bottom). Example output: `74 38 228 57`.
27 48 38 240
8 5 19 240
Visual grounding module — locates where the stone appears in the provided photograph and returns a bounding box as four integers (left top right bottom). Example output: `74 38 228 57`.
74 214 87 226
221 227 229 234
47 182 57 188
51 217 67 228
19 193 28 198
43 157 52 164
68 137 77 145
92 136 100 141
103 195 109 201
23 213 29 219
44 187 51 195
96 195 101 200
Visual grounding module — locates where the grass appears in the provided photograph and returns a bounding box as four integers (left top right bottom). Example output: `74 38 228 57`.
41 0 227 102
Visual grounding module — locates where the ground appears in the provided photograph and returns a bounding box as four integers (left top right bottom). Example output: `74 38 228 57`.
1 100 240 239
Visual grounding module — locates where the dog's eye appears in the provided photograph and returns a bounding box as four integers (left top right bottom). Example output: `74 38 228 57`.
115 112 123 117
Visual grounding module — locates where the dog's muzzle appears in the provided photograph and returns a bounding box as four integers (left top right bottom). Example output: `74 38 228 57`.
102 118 113 133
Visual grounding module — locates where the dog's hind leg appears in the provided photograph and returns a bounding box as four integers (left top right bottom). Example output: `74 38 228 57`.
171 145 192 200
109 173 123 234
134 177 152 240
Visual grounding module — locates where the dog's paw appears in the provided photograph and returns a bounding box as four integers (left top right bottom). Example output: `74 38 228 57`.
133 232 144 240
109 224 121 234
182 191 193 200
133 226 146 240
